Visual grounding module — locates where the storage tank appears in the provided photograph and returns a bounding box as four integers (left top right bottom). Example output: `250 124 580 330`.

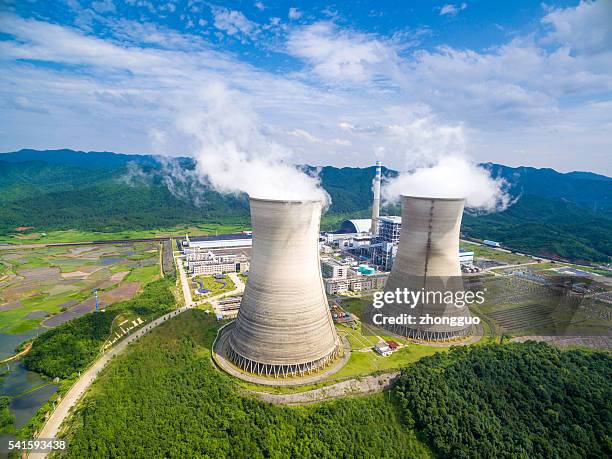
227 197 341 377
382 195 473 340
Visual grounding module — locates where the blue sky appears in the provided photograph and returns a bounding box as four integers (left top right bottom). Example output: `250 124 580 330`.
0 0 611 174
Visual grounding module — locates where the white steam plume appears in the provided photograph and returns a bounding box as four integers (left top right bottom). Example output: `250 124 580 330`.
381 114 511 212
175 82 329 204
383 156 511 211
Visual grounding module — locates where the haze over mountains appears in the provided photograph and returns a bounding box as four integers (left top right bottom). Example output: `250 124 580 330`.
1 149 610 263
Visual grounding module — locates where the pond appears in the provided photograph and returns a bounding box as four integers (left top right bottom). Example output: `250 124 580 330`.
1 361 48 398
0 330 42 361
10 384 58 429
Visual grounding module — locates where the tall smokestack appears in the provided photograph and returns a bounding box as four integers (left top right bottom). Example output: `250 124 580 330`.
381 195 473 340
371 160 382 235
227 197 341 377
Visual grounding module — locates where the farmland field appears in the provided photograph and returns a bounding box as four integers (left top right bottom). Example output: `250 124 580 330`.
0 223 249 245
0 243 160 346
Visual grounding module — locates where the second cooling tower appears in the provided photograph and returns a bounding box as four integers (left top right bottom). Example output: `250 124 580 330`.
227 197 341 377
382 195 473 340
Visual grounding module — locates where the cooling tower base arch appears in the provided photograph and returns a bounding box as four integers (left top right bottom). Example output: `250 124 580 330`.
227 344 340 378
212 322 350 386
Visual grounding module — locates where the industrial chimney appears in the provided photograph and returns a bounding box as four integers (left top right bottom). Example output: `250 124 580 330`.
227 197 341 377
382 195 473 340
370 160 382 235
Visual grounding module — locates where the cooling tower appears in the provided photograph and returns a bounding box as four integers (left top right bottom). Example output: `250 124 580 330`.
382 195 473 340
370 160 382 235
227 197 341 377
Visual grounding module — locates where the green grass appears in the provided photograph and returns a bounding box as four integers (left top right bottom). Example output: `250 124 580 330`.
333 344 444 380
460 241 534 264
191 274 236 297
0 223 250 245
124 264 159 283
335 296 372 319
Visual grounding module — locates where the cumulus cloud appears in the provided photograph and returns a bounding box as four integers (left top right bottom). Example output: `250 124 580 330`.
212 7 259 40
542 0 612 54
91 0 116 14
175 82 329 203
287 22 400 84
439 3 467 16
1 2 611 175
288 7 302 20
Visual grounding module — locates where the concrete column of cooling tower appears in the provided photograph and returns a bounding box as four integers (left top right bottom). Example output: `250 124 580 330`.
383 195 473 340
228 197 340 375
370 160 382 235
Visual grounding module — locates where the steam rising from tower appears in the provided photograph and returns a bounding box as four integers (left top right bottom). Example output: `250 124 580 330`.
371 160 382 235
382 195 473 340
227 197 341 377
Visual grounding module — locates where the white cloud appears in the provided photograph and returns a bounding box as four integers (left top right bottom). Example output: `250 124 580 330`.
439 3 467 16
92 0 116 13
289 129 351 147
290 128 320 143
287 22 400 84
212 7 258 40
0 1 611 176
542 0 612 55
288 7 302 20
255 1 265 11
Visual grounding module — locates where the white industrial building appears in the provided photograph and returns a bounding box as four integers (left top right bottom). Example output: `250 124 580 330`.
186 250 249 275
182 233 252 250
320 258 387 295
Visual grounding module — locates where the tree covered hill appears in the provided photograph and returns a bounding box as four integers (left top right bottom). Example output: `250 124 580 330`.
0 149 610 262
394 342 612 458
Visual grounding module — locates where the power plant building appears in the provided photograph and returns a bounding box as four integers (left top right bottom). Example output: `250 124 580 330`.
227 198 341 377
186 250 249 275
381 196 473 340
321 258 387 294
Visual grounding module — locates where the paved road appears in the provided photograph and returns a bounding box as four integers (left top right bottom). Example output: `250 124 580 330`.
175 254 194 307
31 257 243 457
30 305 190 458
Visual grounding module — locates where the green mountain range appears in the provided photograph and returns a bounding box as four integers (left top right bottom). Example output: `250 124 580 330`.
1 149 610 263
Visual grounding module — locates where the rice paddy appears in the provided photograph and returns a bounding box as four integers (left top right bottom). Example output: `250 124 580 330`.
0 242 160 337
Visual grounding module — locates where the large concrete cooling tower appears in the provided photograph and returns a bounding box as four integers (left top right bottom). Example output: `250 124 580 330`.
227 197 341 377
383 195 473 340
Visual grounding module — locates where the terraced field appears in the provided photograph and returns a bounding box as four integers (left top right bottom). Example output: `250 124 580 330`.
478 275 612 337
487 304 557 332
0 243 160 339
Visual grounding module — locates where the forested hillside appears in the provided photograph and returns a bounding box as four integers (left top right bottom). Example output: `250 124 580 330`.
1 149 610 262
24 278 176 379
394 343 612 458
59 310 429 458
